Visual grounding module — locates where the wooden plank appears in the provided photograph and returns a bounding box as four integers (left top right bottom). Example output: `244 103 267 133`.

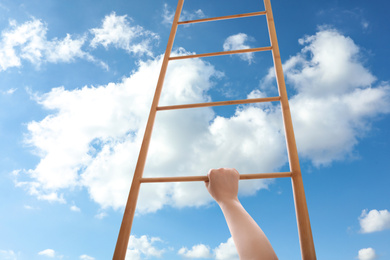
178 11 267 25
157 96 281 111
169 46 272 60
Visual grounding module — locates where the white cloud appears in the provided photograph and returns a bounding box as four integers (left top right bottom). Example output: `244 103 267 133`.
178 237 238 260
70 205 81 212
0 19 42 70
15 180 66 203
269 28 390 166
16 28 390 213
79 254 95 260
38 192 66 203
24 205 37 210
19 47 278 213
162 3 205 25
90 12 158 56
223 33 254 64
95 212 107 219
357 248 377 260
38 249 56 257
45 34 87 63
178 244 212 258
214 237 239 260
361 20 369 30
181 9 205 22
162 4 174 25
293 28 376 97
0 18 102 71
125 235 165 260
359 209 390 233
24 48 278 212
0 250 18 260
2 88 17 95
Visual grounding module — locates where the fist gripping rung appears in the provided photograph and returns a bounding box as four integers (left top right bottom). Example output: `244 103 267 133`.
140 172 292 183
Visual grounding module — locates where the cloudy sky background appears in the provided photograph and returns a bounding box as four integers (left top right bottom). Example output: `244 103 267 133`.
1 0 389 259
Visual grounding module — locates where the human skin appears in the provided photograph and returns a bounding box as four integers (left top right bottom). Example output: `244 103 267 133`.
205 168 278 260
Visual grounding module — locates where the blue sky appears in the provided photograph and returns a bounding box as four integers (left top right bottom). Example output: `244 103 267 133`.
0 0 389 259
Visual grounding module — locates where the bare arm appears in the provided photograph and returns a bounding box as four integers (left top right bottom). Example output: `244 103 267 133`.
205 168 278 260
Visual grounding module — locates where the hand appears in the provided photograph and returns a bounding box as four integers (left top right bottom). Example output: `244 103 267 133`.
205 168 240 205
204 168 278 260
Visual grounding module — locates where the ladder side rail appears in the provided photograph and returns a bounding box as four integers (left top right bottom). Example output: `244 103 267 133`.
140 172 292 183
263 0 316 259
112 0 185 259
178 11 267 25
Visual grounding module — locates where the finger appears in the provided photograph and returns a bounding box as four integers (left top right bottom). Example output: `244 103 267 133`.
205 170 212 188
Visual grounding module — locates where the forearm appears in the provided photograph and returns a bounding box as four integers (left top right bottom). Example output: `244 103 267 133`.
219 199 278 260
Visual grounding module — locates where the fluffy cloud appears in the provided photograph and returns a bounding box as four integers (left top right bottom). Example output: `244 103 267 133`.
0 250 18 260
1 13 162 72
90 12 159 56
17 27 390 213
2 88 17 95
223 33 254 64
359 209 390 233
214 237 239 260
70 205 81 212
178 244 212 258
94 212 107 219
45 34 88 63
162 3 205 25
18 47 282 212
289 29 376 97
0 19 100 71
357 248 377 260
126 235 165 260
79 254 95 260
38 249 56 257
178 237 238 260
274 28 390 166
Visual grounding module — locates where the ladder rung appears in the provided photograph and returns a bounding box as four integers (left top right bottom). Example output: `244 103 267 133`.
178 11 267 25
169 46 272 60
157 96 281 111
140 172 292 183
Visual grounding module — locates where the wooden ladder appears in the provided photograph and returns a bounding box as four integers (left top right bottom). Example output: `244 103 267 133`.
113 0 316 259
